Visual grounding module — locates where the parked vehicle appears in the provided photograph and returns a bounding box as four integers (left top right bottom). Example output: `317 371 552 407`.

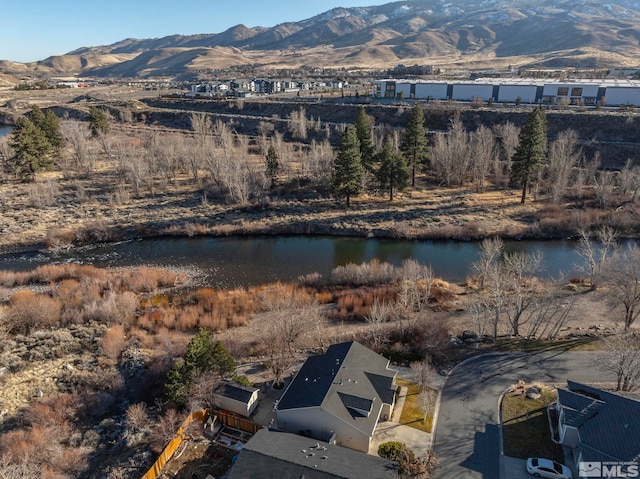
526 458 572 479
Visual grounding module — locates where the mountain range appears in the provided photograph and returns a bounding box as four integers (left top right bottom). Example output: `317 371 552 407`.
2 0 640 80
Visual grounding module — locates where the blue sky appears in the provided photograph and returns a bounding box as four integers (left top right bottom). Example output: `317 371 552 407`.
0 0 391 63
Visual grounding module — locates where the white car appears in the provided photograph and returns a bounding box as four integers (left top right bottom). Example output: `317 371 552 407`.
526 458 573 479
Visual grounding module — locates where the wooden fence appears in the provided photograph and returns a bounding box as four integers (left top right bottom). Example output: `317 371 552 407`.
140 409 261 479
141 409 206 479
214 409 262 435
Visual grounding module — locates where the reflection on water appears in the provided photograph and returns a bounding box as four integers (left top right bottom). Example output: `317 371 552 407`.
0 236 589 288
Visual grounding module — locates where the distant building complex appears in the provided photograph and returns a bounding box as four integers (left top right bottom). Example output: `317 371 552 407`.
374 79 640 106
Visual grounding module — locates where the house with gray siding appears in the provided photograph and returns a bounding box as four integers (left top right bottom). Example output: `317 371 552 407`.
275 341 397 453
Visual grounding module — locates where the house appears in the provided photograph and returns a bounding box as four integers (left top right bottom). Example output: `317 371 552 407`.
216 380 260 418
275 341 397 453
552 381 640 466
227 428 397 479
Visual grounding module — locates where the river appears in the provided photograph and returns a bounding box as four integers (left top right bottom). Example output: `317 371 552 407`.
0 125 12 137
0 236 587 287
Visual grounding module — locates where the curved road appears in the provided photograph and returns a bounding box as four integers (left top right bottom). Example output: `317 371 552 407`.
432 349 607 479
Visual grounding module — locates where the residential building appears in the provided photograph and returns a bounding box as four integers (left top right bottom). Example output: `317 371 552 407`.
552 381 640 466
227 428 397 479
275 341 397 453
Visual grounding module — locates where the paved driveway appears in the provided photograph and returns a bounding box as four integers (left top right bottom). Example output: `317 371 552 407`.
431 349 607 479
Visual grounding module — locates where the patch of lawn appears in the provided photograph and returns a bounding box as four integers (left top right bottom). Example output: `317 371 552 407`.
396 378 437 433
501 386 563 462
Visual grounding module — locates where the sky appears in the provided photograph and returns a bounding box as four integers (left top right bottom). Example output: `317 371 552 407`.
0 0 392 63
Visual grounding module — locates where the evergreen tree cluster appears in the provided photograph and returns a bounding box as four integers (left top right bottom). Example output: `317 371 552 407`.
332 105 425 205
8 106 63 182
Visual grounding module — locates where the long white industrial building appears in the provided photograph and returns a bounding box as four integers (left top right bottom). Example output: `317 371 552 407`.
373 79 640 106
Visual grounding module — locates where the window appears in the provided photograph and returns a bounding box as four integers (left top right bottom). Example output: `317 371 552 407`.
571 87 583 97
557 87 569 96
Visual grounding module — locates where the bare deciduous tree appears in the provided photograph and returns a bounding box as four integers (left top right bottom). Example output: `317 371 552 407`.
420 389 437 422
366 299 393 349
546 129 582 204
473 237 504 290
503 251 543 336
410 358 435 392
288 107 308 140
493 122 520 188
430 117 469 187
187 372 220 411
575 226 617 291
603 243 640 331
599 334 640 391
594 170 617 208
470 125 496 193
260 286 322 386
619 159 640 203
60 119 93 174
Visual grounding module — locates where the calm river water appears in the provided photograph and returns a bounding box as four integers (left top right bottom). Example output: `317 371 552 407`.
0 236 586 287
0 125 12 137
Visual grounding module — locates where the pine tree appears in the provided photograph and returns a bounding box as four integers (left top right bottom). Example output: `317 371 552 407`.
88 106 109 136
211 340 237 378
42 110 63 152
354 106 375 171
29 106 64 153
265 145 279 188
401 103 428 187
510 105 548 204
332 125 364 207
8 116 53 182
164 328 237 407
377 136 409 201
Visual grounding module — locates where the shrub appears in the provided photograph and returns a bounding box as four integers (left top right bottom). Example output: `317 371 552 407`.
125 403 150 434
100 325 126 360
378 440 410 461
5 291 62 334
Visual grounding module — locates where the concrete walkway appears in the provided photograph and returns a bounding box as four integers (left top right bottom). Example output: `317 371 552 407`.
369 385 433 459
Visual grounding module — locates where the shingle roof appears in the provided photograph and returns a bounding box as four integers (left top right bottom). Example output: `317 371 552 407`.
227 429 397 479
560 381 640 463
277 341 397 437
217 380 258 404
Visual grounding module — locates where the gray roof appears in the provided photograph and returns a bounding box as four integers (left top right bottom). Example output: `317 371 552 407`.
227 429 397 479
559 381 640 462
217 380 258 404
557 388 604 428
277 342 397 437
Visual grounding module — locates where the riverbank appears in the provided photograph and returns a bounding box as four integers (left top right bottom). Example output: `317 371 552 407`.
2 167 638 256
